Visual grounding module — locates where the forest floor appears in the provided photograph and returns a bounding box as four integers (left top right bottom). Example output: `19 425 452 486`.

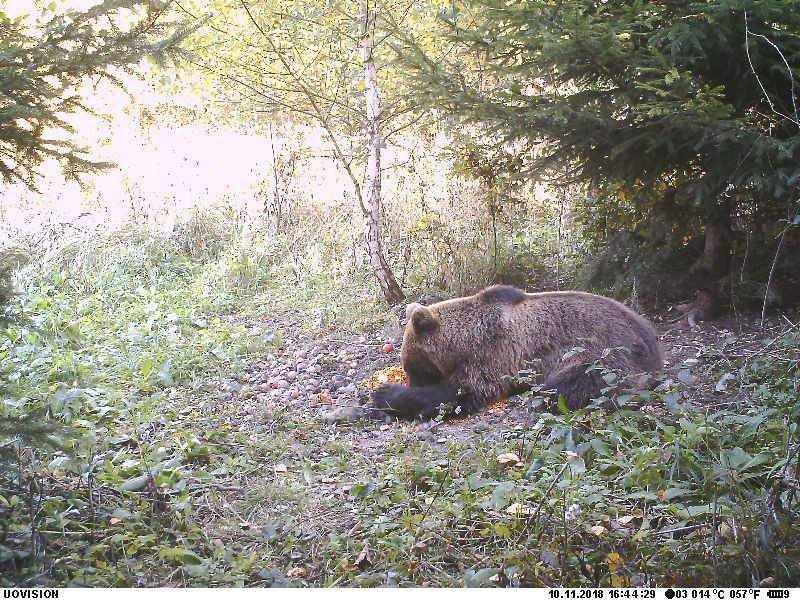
3 264 799 587
181 306 800 587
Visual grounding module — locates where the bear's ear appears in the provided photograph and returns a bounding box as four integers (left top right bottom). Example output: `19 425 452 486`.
410 305 439 334
405 302 423 320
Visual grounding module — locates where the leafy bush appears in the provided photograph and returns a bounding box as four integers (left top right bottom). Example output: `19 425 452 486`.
0 226 276 585
0 248 27 308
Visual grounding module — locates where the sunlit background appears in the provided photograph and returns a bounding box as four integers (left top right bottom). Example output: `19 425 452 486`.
2 0 361 244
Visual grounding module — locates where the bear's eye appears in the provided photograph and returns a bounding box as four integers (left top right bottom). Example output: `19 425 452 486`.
411 309 439 334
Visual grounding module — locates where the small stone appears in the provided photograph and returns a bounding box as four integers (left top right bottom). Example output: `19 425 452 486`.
323 406 367 424
347 368 356 377
307 378 319 388
276 379 290 389
331 375 348 389
341 383 357 394
286 371 297 381
417 430 435 442
223 380 242 393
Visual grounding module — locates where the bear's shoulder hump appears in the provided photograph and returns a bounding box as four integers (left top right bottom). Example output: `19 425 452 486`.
478 285 527 305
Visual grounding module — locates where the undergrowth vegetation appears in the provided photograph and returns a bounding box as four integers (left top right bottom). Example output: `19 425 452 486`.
1 228 267 584
1 219 798 586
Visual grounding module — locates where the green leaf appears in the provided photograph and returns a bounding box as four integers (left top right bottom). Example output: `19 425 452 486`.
490 481 516 510
121 474 151 492
663 487 692 501
157 359 174 386
675 504 714 518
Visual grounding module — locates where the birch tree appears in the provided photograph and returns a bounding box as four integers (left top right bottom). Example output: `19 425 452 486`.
359 0 404 303
180 0 439 304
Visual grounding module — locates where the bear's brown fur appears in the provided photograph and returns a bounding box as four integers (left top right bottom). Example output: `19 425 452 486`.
372 285 664 418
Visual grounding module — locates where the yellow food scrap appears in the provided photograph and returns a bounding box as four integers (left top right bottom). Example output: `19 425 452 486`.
363 364 408 390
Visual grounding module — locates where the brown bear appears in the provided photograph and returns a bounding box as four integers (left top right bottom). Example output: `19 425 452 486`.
371 285 664 418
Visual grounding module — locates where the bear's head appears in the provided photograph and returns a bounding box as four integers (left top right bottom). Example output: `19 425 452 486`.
400 286 526 385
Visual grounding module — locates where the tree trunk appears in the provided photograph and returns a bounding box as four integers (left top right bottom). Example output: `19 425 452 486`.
360 0 405 305
701 220 731 281
268 122 282 226
693 216 731 319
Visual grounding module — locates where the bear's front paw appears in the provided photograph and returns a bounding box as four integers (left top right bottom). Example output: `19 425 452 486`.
371 382 462 419
371 384 409 413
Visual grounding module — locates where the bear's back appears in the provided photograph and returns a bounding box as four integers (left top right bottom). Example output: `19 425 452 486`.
512 290 664 369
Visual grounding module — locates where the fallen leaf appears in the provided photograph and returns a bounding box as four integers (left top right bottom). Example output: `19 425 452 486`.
506 502 533 515
355 544 372 570
717 522 733 540
589 525 607 536
715 372 735 392
657 489 665 502
412 541 428 554
274 463 288 473
379 424 390 431
617 515 636 525
606 552 623 573
286 566 308 577
610 573 629 587
109 518 122 525
497 452 521 464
